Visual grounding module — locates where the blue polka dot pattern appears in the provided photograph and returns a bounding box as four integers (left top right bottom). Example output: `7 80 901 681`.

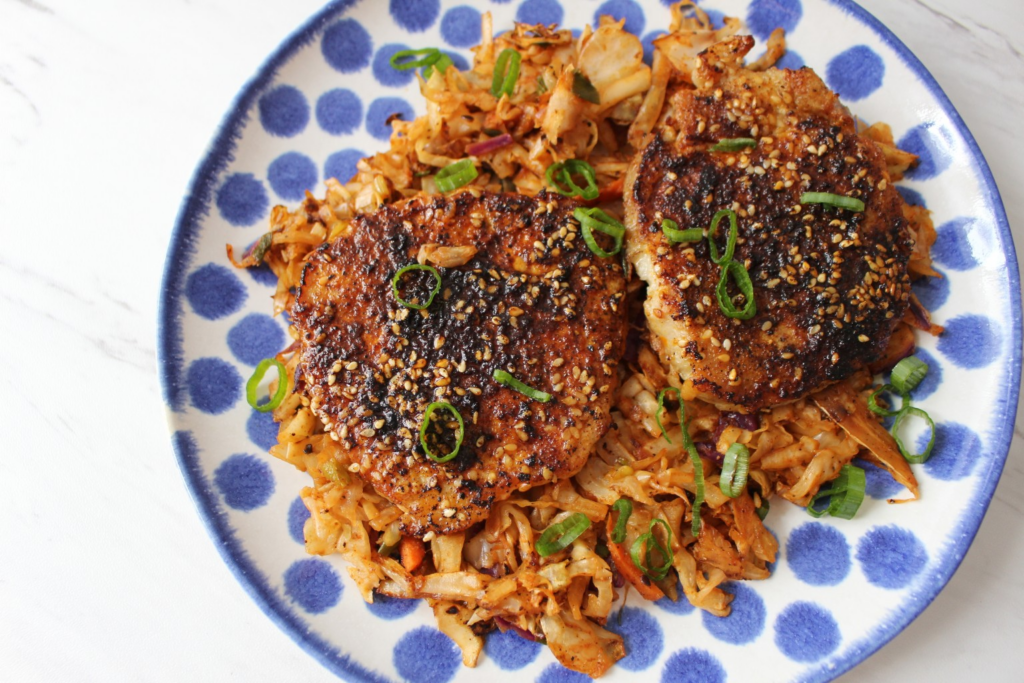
701 583 765 644
213 453 275 511
641 31 665 66
908 347 942 401
702 9 726 29
268 151 318 201
896 185 927 207
185 263 247 320
365 591 419 620
373 44 417 87
517 0 564 26
595 0 646 37
747 0 803 41
854 457 904 500
246 408 279 451
247 262 277 287
216 173 269 227
606 606 664 670
287 496 309 543
316 88 363 135
325 148 366 183
655 584 696 615
774 602 840 662
440 51 470 72
921 421 982 481
825 45 884 101
393 627 460 683
283 558 342 614
366 97 415 141
857 525 928 589
390 0 440 33
912 268 950 312
322 18 373 74
538 663 590 683
440 6 482 48
483 627 541 670
227 313 285 366
932 217 981 271
661 648 726 683
786 522 851 586
775 49 805 70
258 85 309 138
898 123 953 180
187 357 241 415
937 314 1001 369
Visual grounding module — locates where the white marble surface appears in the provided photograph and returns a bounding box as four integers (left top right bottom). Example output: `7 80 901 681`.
1 0 1022 680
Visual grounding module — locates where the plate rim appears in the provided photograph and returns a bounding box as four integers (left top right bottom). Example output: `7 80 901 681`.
156 1 1023 681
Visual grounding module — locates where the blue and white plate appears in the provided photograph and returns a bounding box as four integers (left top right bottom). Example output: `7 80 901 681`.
158 1 1021 681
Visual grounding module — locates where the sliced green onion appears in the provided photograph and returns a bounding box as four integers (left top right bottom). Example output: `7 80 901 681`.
716 260 757 320
491 49 522 98
680 401 705 537
378 523 401 556
422 53 453 79
392 263 442 310
536 512 592 556
390 48 442 70
435 159 478 193
630 519 673 581
536 75 548 94
545 160 599 200
719 443 750 498
801 192 865 212
574 207 624 258
707 209 738 265
891 356 929 394
710 138 757 152
867 383 908 418
492 369 551 402
656 387 680 443
610 498 633 544
419 401 465 463
893 406 936 464
246 358 288 413
572 70 600 104
755 497 770 521
807 465 866 520
661 219 704 244
320 459 348 485
251 232 273 263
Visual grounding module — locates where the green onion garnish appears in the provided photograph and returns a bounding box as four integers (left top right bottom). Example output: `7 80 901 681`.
661 219 703 244
419 401 465 463
867 383 908 418
891 356 929 394
807 465 866 520
755 497 770 521
716 260 757 320
492 369 551 402
536 512 592 556
392 263 441 310
629 518 673 581
707 209 738 266
320 459 348 485
801 192 865 212
251 232 273 264
536 75 548 94
574 207 624 258
246 358 288 413
610 498 633 544
571 70 600 104
656 387 679 443
491 49 522 98
545 160 599 200
435 159 478 193
390 47 443 70
681 401 705 536
893 407 936 464
422 53 453 79
710 138 757 152
719 443 750 498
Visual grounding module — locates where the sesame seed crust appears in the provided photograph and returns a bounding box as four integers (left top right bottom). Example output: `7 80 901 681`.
291 190 628 536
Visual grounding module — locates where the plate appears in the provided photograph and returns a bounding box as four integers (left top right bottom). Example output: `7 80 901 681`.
158 1 1021 681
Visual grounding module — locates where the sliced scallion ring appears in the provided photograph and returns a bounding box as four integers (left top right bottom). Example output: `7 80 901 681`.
390 47 442 70
661 218 704 244
656 387 680 443
571 70 600 104
891 356 929 394
710 138 757 152
419 401 465 463
574 207 624 258
246 358 288 413
610 498 633 544
536 512 592 556
629 518 673 581
435 159 478 193
806 465 866 520
715 260 757 320
392 263 442 310
719 443 751 498
492 369 551 402
755 496 770 521
867 383 908 418
545 160 599 200
707 209 739 265
422 53 454 79
680 401 706 537
800 192 865 212
492 49 522 98
893 406 936 464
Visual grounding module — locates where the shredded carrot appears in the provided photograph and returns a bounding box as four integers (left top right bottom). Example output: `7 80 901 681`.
400 535 427 572
605 516 664 601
